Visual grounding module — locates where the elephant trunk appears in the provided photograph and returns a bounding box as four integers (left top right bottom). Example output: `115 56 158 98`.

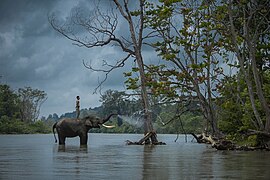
102 113 117 124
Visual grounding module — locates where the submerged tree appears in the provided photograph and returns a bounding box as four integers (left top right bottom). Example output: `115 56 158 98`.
49 0 165 144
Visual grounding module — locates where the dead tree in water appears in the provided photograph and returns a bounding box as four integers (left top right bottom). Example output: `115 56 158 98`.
191 132 270 151
49 0 165 145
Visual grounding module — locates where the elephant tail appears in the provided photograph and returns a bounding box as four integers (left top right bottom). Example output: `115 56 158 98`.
52 122 57 143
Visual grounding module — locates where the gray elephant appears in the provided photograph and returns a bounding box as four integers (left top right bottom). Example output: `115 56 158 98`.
53 113 117 145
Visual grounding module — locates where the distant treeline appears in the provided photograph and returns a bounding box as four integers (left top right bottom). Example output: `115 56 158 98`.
0 84 204 134
44 90 204 134
0 84 49 134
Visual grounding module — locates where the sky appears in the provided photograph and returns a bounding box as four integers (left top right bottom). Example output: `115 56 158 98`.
0 0 158 118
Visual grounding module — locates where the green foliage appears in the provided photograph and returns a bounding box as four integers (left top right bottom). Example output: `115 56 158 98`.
29 121 51 134
0 116 50 134
246 135 258 147
143 0 227 135
99 89 142 116
217 70 270 144
181 114 204 133
156 112 204 134
0 116 27 134
0 84 20 118
0 84 49 134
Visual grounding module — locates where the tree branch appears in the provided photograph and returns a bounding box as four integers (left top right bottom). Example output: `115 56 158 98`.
83 53 132 93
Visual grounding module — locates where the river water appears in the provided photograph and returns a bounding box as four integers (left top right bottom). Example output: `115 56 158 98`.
0 134 269 180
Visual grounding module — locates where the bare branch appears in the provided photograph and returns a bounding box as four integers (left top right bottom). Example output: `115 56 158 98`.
49 5 135 55
83 53 132 93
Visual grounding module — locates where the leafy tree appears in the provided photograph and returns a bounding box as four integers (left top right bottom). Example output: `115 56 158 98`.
100 90 127 115
218 75 249 135
18 87 47 122
142 0 226 136
0 84 20 118
214 0 270 134
0 84 50 134
218 70 270 145
143 0 270 141
99 89 142 116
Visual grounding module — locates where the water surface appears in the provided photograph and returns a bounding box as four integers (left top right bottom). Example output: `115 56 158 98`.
0 134 269 179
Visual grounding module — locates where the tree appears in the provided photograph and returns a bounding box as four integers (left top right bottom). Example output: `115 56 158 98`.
18 87 47 122
99 89 141 116
144 0 226 136
0 84 50 134
0 84 20 119
49 0 164 144
214 0 270 134
229 0 270 132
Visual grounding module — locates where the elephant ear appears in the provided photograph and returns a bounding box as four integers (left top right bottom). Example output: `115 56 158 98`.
85 119 93 127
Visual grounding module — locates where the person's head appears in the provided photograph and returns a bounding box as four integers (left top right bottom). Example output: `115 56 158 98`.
76 96 80 100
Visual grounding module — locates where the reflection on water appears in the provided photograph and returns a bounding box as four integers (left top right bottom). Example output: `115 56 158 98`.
0 134 270 180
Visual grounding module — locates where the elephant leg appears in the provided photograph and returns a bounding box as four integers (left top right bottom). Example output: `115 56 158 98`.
80 134 88 145
58 134 66 145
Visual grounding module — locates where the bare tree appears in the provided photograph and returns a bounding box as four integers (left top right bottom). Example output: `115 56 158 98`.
49 0 163 144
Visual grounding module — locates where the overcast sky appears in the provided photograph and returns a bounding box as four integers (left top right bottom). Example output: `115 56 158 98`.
0 0 159 117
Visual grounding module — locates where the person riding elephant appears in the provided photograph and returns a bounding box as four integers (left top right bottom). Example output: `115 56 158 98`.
76 96 80 119
53 113 117 145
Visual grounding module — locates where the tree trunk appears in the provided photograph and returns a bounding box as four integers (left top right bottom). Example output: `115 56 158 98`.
135 50 158 144
121 0 158 144
193 82 220 136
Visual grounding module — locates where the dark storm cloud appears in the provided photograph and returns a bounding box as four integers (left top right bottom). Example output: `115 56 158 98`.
0 0 54 35
0 0 58 82
0 0 159 117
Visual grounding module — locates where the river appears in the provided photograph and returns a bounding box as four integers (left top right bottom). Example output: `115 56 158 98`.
0 134 269 180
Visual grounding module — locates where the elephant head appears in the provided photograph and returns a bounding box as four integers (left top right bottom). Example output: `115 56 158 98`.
83 113 117 128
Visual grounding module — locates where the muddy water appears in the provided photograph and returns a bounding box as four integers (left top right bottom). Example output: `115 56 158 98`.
0 134 269 179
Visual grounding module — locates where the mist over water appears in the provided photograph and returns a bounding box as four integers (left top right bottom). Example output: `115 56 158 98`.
118 115 144 128
117 111 166 128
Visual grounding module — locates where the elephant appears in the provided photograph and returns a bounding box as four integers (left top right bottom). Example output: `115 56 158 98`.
53 113 117 145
